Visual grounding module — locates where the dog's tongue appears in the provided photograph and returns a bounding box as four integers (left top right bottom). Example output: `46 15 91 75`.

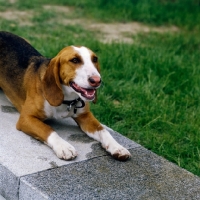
81 88 95 99
84 88 95 95
70 82 96 100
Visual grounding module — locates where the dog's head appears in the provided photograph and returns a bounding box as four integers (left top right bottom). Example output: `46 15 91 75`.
42 46 101 106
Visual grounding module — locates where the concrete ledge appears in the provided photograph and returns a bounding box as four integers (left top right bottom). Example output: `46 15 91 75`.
1 89 200 199
0 196 6 200
20 148 200 200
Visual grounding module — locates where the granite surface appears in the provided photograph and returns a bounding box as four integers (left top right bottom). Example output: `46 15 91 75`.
19 147 200 200
0 90 138 175
0 195 6 200
1 89 200 200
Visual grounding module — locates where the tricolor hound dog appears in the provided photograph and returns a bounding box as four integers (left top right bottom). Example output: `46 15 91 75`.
0 31 131 161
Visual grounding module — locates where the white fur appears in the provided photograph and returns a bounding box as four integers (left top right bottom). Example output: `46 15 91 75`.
47 131 77 160
72 46 101 89
44 85 85 119
44 100 74 119
86 128 131 158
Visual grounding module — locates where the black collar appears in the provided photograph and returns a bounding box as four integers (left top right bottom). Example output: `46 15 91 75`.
62 97 85 114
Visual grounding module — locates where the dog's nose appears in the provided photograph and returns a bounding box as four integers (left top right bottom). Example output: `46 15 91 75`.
88 76 101 87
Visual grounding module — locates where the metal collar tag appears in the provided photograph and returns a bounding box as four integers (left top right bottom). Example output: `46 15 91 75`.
62 97 85 114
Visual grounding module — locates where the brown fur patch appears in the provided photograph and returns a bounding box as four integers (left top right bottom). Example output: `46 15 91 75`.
42 56 64 106
74 103 103 133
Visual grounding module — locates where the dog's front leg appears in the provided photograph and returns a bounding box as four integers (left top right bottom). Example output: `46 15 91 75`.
16 115 77 160
74 112 131 161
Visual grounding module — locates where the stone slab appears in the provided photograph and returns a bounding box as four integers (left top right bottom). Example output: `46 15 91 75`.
0 164 19 200
1 88 200 200
0 89 138 177
0 195 6 200
19 147 200 200
0 89 138 199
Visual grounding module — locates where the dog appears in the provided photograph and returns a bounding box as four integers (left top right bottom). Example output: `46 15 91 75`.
0 31 131 161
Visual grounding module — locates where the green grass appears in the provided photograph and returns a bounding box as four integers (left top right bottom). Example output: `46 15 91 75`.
66 0 200 28
92 33 200 175
14 0 200 30
0 0 200 175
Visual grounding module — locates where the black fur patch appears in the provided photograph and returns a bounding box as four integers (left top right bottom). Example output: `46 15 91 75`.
29 56 51 72
0 31 42 69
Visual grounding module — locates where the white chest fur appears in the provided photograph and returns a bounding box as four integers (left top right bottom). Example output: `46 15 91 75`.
44 85 85 119
44 101 75 119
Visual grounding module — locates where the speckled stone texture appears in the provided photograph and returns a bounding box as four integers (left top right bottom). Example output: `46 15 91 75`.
0 195 6 200
0 164 19 200
20 147 200 200
1 89 200 200
0 89 138 199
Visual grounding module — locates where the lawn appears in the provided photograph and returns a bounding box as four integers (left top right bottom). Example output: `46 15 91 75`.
0 0 200 175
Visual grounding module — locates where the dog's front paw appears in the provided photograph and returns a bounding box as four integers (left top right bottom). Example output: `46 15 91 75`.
106 144 131 161
53 140 77 160
47 132 77 160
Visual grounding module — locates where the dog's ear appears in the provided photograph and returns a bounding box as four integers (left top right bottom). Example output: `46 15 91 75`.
42 56 64 106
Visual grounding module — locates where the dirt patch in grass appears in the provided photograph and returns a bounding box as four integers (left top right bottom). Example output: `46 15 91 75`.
43 5 179 43
88 22 179 43
43 5 73 13
59 19 179 43
0 10 33 26
8 0 16 4
1 5 179 43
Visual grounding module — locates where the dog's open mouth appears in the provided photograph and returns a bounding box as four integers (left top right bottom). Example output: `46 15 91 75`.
70 82 96 100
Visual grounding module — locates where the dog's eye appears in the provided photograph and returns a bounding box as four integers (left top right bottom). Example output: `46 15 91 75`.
70 58 80 64
93 56 98 63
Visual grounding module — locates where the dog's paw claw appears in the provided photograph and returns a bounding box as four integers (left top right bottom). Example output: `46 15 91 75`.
113 152 131 161
111 147 131 161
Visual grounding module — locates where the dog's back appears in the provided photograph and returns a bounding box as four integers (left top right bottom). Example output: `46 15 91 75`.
0 31 43 109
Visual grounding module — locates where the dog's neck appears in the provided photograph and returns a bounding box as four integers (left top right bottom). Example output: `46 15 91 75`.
61 85 85 114
61 85 80 101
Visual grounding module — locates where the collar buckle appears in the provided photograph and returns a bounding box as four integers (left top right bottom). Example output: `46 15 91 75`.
62 97 85 114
